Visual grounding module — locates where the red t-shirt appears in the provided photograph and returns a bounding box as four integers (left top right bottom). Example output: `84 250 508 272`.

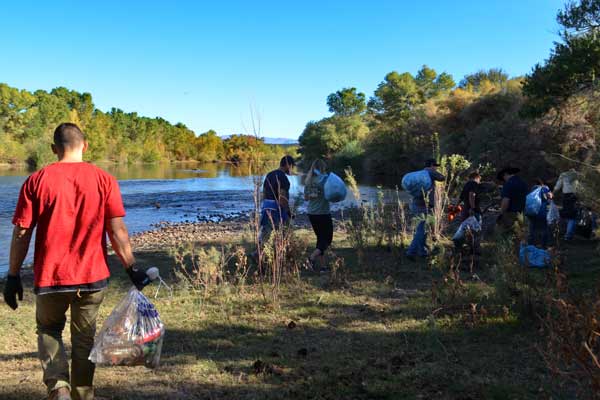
13 162 126 291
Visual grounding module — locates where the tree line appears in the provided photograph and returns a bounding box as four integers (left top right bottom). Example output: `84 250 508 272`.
298 0 600 192
0 84 292 168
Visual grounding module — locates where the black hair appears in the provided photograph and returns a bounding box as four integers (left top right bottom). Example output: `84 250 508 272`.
53 123 85 150
280 155 295 168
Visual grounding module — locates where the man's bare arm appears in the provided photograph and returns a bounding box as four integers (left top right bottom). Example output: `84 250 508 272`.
106 217 135 268
9 226 33 276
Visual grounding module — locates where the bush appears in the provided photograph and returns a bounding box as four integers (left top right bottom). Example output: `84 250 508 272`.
172 244 249 299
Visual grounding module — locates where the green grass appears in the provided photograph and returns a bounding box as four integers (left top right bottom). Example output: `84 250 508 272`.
1 228 598 400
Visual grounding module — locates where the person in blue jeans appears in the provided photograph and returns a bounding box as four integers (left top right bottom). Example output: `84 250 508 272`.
406 159 446 260
527 178 553 248
553 169 579 240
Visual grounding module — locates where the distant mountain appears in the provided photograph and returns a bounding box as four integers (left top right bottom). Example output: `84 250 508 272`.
219 135 298 145
263 137 298 145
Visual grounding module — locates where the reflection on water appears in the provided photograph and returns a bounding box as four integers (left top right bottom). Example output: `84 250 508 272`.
100 161 276 180
1 161 279 181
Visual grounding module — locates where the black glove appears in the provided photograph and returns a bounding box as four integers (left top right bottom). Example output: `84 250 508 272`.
126 265 150 291
3 274 23 310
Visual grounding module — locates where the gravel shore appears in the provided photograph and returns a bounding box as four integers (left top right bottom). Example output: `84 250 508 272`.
129 211 345 252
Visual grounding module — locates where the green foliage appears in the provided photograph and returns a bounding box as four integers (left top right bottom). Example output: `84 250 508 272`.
195 130 224 162
368 71 420 126
298 115 369 162
459 68 509 90
326 87 366 116
415 65 456 100
557 0 600 36
0 82 287 168
524 0 600 116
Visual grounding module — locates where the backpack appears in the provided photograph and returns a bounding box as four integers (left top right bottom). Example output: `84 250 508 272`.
401 170 432 198
524 187 543 217
323 172 347 203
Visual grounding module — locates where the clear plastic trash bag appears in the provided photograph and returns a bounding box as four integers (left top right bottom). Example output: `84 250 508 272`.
401 170 432 198
324 172 347 203
89 287 165 369
547 200 560 225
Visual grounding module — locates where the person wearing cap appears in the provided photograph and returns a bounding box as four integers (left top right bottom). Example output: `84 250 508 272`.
260 155 295 241
2 123 150 400
496 166 529 234
406 158 446 260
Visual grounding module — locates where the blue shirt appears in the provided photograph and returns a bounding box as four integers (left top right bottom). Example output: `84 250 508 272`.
501 175 529 213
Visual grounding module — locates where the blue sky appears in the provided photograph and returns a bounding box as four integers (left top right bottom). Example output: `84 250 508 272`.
1 0 566 139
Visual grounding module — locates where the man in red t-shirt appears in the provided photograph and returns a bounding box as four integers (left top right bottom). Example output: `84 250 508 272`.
2 123 150 400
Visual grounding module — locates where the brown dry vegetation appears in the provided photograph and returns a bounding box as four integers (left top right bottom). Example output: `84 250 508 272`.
1 217 599 400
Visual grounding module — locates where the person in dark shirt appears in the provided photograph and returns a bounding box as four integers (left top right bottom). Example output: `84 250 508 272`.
496 167 528 234
406 158 446 259
260 155 295 238
459 171 482 222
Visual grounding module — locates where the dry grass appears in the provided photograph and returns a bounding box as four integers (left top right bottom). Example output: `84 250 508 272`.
1 224 599 400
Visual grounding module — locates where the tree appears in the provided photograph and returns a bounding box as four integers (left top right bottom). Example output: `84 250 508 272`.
368 71 420 126
459 68 509 90
326 87 366 116
415 65 438 100
415 65 456 99
298 115 369 161
434 72 456 94
557 0 600 36
195 130 224 161
524 0 600 116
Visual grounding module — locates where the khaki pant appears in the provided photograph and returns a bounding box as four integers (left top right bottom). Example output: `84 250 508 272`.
36 290 105 400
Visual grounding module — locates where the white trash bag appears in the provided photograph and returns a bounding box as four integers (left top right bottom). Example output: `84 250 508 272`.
401 170 432 198
324 172 348 203
89 287 165 369
452 216 482 241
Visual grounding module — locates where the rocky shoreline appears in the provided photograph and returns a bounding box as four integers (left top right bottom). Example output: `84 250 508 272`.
129 210 345 252
130 219 251 251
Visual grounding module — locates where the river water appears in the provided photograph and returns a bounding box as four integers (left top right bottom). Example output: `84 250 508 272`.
0 162 386 275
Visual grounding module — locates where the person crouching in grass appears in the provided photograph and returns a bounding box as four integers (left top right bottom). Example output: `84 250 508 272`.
304 159 333 273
